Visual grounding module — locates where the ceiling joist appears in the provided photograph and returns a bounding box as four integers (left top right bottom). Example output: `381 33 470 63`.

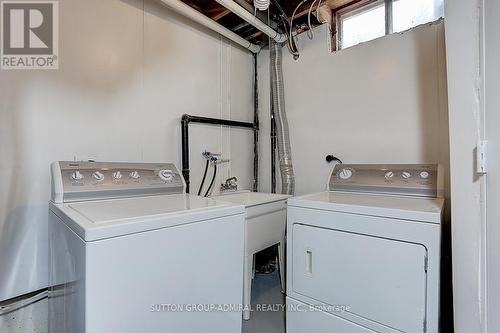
177 0 354 47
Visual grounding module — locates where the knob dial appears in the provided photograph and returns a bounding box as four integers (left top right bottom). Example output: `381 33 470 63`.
338 168 353 180
93 171 104 181
384 171 394 180
112 171 123 180
159 169 173 182
402 171 412 179
129 171 140 179
420 171 430 179
71 170 84 181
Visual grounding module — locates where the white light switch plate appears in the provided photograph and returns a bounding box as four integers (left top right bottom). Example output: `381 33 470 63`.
477 141 488 174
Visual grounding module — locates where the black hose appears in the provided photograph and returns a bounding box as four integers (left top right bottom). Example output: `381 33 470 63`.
204 164 217 197
197 159 210 196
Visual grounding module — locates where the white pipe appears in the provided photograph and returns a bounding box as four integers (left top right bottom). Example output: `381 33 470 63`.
157 0 261 53
214 0 288 43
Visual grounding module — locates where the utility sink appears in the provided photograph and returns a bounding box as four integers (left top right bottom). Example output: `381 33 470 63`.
213 191 291 320
214 191 290 210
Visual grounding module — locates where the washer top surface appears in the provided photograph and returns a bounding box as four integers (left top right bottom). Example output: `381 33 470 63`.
288 191 444 224
49 161 245 241
69 194 236 224
288 163 445 223
51 194 244 241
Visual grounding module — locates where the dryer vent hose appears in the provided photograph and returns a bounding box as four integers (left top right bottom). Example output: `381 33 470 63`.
270 41 295 195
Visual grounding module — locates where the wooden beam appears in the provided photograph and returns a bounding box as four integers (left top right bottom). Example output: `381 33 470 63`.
291 0 353 22
245 30 263 40
232 21 250 31
182 0 203 12
205 6 232 21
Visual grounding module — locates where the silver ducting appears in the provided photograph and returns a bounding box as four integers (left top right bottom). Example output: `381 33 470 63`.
270 41 295 195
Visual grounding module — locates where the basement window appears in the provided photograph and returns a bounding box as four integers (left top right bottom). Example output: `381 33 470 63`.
335 0 444 50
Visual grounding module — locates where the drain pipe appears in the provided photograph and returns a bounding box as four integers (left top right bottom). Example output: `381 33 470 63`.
253 54 259 192
181 115 259 193
157 0 260 53
270 113 277 193
270 41 295 195
214 0 288 43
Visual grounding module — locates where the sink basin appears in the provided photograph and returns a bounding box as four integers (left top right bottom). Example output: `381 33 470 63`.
214 191 291 208
213 191 291 320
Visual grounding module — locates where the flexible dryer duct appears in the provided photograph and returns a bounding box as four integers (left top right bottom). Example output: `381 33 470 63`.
270 41 295 195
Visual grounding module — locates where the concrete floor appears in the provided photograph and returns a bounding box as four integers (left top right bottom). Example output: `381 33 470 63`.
242 271 286 333
0 271 285 333
0 297 47 333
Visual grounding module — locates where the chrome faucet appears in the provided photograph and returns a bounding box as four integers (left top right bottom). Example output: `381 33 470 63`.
220 177 238 193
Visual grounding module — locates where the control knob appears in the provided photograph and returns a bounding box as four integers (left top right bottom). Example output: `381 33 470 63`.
71 170 84 181
338 168 353 180
92 171 104 181
159 169 173 182
112 171 123 180
384 171 394 180
402 171 412 179
129 171 140 179
420 171 430 179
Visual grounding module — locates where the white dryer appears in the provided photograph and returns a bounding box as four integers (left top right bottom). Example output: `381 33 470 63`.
48 161 245 333
286 164 443 333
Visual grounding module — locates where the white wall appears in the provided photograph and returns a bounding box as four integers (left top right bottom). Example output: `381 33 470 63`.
444 1 486 332
485 1 500 332
0 0 254 303
258 18 452 329
258 21 449 198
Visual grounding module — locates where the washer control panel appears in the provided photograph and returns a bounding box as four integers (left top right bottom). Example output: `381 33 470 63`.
51 161 185 203
329 164 441 197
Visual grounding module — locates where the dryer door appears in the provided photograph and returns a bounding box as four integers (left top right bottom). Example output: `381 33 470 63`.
292 223 427 332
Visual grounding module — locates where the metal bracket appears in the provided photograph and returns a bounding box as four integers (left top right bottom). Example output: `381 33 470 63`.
477 140 488 174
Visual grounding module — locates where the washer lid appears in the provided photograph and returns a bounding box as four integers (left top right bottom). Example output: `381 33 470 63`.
288 191 444 224
52 194 244 241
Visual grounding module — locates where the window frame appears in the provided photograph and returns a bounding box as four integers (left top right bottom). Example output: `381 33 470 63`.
335 0 387 50
333 0 441 51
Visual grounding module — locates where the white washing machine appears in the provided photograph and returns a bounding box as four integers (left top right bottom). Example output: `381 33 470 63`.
48 161 245 333
286 164 443 333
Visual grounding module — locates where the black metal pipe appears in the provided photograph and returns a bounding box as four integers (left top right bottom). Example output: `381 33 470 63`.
181 115 190 192
253 54 259 192
270 54 277 194
271 0 289 21
181 114 258 194
183 114 257 130
271 113 277 193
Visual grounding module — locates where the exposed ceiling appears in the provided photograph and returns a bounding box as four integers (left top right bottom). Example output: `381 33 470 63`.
180 0 356 46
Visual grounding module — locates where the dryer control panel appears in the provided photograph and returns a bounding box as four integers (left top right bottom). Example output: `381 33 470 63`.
51 161 185 203
329 164 442 197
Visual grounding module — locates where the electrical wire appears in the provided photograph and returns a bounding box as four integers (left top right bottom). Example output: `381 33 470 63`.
197 159 210 196
269 0 299 58
290 0 307 30
289 0 311 58
290 0 308 37
204 163 217 197
281 15 299 58
315 0 324 23
279 16 297 57
307 0 319 39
